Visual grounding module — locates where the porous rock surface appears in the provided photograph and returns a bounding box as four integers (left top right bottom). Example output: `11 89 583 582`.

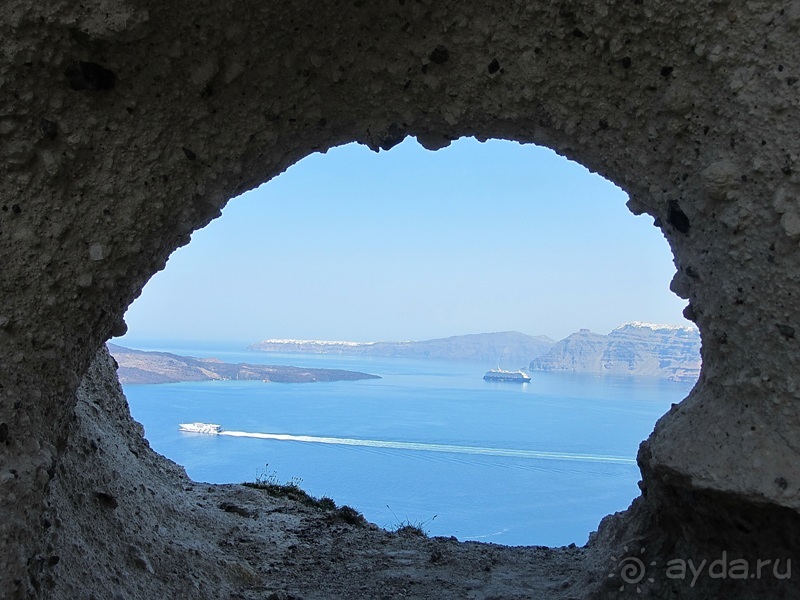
1 1 800 598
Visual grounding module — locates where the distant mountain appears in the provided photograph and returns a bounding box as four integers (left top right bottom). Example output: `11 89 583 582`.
107 344 380 385
250 332 555 365
529 322 701 381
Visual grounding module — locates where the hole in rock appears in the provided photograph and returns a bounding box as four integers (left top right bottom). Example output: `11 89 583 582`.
114 138 696 547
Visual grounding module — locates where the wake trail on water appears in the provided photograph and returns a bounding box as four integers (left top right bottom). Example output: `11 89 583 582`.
218 430 636 465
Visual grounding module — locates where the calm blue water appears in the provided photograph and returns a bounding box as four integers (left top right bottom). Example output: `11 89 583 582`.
121 343 694 547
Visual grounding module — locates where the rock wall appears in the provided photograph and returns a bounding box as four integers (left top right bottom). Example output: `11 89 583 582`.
2 1 800 598
44 347 252 599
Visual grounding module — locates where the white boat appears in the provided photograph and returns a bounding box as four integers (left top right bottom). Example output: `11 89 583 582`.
178 422 222 434
483 369 531 383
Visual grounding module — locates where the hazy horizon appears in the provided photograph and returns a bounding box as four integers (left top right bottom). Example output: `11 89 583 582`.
116 137 690 346
117 321 697 350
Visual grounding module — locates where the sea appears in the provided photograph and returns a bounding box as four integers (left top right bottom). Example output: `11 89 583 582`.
120 341 695 548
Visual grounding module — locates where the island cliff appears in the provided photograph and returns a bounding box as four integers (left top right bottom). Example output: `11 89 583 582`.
530 322 701 381
253 324 700 381
251 331 555 365
108 344 380 384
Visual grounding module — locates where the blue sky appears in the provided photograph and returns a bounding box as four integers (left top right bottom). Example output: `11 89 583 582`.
118 137 689 345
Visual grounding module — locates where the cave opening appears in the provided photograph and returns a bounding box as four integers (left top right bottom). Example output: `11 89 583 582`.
113 137 695 547
7 3 799 597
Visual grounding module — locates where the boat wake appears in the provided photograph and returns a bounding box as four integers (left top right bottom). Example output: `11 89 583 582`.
218 430 636 465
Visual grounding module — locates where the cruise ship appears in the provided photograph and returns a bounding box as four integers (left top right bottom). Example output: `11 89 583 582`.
178 422 222 434
483 369 532 383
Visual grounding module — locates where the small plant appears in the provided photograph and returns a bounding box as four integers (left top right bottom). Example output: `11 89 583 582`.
331 504 366 526
386 505 437 537
252 465 281 487
317 496 337 511
243 465 317 506
243 464 364 525
395 523 428 537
